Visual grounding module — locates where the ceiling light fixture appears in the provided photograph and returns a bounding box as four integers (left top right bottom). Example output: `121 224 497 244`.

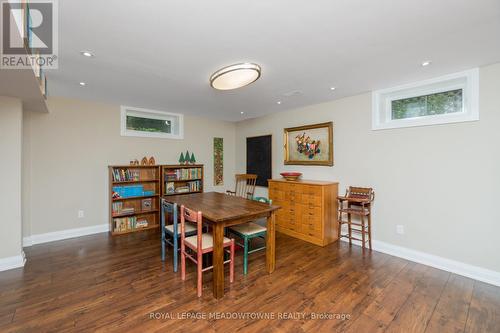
421 61 431 67
330 87 336 91
240 111 244 114
79 82 86 86
210 63 261 90
80 51 94 57
277 101 282 105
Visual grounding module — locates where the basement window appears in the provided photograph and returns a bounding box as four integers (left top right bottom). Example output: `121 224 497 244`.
372 69 479 130
120 106 184 139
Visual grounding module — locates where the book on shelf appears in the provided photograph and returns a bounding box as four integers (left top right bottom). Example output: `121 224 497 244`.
165 168 202 181
166 182 175 194
187 180 201 192
141 198 152 211
112 168 141 182
135 219 148 228
112 202 135 215
113 216 137 232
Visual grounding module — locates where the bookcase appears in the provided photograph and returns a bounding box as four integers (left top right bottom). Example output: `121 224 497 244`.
162 164 204 196
108 165 160 235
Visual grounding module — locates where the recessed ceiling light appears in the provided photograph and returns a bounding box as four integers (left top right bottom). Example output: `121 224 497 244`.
79 82 86 86
283 90 302 97
277 101 282 105
80 51 94 57
240 111 244 114
210 63 261 90
330 87 336 91
421 61 431 67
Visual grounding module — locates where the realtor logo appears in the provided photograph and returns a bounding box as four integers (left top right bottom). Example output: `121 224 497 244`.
1 0 58 69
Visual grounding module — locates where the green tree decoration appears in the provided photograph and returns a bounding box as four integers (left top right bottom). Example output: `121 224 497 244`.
185 150 190 164
178 152 185 164
190 152 196 164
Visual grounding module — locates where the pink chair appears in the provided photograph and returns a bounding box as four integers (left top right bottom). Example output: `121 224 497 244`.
180 205 235 297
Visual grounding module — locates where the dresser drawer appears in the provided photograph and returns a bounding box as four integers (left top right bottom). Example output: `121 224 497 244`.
269 188 286 202
301 224 322 239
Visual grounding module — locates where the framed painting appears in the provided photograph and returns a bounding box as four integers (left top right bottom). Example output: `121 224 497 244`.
284 122 333 166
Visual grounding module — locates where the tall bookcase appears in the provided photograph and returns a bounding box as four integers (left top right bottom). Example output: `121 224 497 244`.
108 165 160 235
162 164 204 196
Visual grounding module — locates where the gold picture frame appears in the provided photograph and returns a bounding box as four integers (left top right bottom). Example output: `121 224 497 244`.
284 122 333 166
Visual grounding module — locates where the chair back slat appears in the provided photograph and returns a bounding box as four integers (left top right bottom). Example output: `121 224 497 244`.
180 205 203 250
234 174 257 199
346 186 375 202
161 199 177 227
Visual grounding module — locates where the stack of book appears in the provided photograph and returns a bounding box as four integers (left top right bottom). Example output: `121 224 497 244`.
175 186 190 193
135 219 148 228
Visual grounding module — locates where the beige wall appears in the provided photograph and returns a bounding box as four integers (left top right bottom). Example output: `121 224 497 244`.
0 97 23 259
235 63 500 272
23 97 236 236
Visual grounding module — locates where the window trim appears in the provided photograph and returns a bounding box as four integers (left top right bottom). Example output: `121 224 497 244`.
372 68 479 130
120 106 184 139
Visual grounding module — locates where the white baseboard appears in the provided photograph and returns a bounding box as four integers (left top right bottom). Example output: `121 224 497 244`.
340 238 500 287
23 224 108 247
0 251 26 272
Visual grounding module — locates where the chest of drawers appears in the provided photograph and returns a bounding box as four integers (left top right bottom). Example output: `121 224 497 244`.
268 179 338 246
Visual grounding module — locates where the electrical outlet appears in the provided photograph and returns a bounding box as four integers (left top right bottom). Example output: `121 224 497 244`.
78 210 85 218
396 225 405 235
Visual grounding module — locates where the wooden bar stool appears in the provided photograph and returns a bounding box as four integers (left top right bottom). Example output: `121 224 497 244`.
337 187 375 250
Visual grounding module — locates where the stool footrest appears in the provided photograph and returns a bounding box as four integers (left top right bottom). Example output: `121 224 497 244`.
340 234 370 243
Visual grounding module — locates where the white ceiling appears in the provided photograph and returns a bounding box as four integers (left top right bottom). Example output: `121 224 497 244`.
48 0 500 121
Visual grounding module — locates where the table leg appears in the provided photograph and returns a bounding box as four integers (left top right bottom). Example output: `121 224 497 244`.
212 223 225 299
266 212 276 273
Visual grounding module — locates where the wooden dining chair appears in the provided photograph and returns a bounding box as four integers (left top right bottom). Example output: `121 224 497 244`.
337 187 375 250
160 200 197 272
227 196 271 274
180 205 235 297
226 174 257 199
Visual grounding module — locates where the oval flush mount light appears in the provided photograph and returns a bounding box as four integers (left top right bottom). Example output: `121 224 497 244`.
210 63 261 90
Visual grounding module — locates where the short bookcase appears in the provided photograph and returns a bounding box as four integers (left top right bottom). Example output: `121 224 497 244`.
108 165 161 235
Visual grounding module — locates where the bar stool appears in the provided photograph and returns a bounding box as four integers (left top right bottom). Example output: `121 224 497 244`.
337 187 375 250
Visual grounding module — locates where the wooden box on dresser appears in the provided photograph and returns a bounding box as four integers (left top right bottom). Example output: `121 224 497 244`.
268 179 338 246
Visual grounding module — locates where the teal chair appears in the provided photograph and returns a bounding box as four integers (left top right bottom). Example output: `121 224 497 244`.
227 197 271 274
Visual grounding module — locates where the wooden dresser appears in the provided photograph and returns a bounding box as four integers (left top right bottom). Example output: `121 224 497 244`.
268 179 338 246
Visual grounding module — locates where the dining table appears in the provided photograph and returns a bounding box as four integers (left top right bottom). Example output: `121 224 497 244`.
163 191 280 299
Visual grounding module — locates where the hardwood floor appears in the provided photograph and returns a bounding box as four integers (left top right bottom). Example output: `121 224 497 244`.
0 231 499 332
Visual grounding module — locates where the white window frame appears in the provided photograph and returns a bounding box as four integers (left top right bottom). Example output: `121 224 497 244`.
372 68 479 130
120 106 184 139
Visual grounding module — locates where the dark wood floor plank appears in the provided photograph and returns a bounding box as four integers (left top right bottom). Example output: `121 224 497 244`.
384 266 450 332
425 273 474 333
0 230 499 332
363 261 426 324
465 280 500 333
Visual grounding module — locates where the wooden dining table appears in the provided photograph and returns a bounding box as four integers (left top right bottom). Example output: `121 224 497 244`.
164 191 280 299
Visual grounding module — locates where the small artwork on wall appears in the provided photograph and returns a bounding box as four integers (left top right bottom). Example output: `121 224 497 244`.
284 122 333 166
213 137 223 185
